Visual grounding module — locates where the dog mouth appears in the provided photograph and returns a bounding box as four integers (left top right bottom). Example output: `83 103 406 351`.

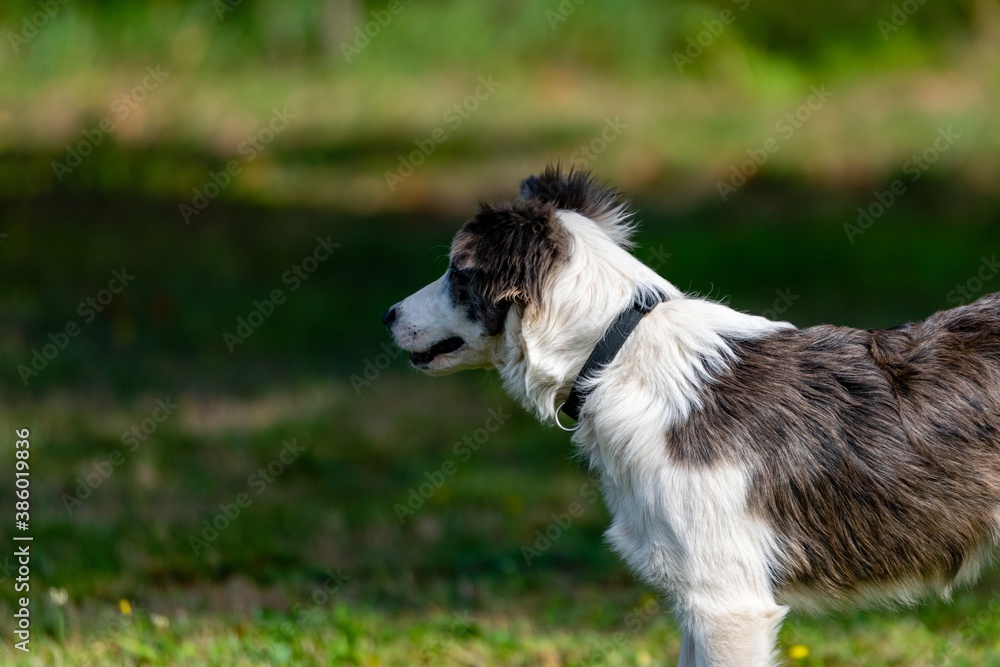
410 336 465 366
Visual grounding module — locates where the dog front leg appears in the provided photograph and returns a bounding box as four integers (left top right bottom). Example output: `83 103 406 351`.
685 601 788 667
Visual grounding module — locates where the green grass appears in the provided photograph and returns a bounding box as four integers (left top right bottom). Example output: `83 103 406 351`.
3 370 1000 666
13 581 1000 666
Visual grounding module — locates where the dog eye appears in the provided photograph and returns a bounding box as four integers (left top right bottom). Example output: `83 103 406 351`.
451 267 474 285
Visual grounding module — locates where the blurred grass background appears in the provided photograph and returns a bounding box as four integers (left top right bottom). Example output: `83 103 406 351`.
0 0 999 665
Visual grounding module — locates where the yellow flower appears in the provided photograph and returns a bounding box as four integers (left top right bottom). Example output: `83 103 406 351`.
118 599 132 615
788 644 809 660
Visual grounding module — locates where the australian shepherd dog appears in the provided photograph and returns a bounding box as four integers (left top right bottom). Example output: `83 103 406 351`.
383 167 1000 666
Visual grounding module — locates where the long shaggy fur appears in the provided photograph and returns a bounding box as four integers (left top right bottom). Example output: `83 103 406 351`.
520 165 637 247
384 168 1000 667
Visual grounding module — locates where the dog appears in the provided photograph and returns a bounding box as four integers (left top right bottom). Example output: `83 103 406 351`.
382 166 1000 666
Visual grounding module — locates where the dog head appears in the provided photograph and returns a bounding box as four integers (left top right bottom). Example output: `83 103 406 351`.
383 167 638 375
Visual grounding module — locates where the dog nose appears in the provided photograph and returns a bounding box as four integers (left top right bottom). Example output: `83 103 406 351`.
382 306 398 328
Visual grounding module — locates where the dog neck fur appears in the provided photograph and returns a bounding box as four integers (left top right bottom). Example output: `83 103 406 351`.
496 209 792 433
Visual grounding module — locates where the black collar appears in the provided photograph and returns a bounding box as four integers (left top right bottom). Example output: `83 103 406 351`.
556 292 664 431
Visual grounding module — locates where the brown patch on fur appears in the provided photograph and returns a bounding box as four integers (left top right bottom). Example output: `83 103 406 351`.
451 199 568 311
669 293 1000 598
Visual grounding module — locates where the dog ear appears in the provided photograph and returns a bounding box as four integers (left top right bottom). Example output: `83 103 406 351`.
453 200 567 308
519 164 635 248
